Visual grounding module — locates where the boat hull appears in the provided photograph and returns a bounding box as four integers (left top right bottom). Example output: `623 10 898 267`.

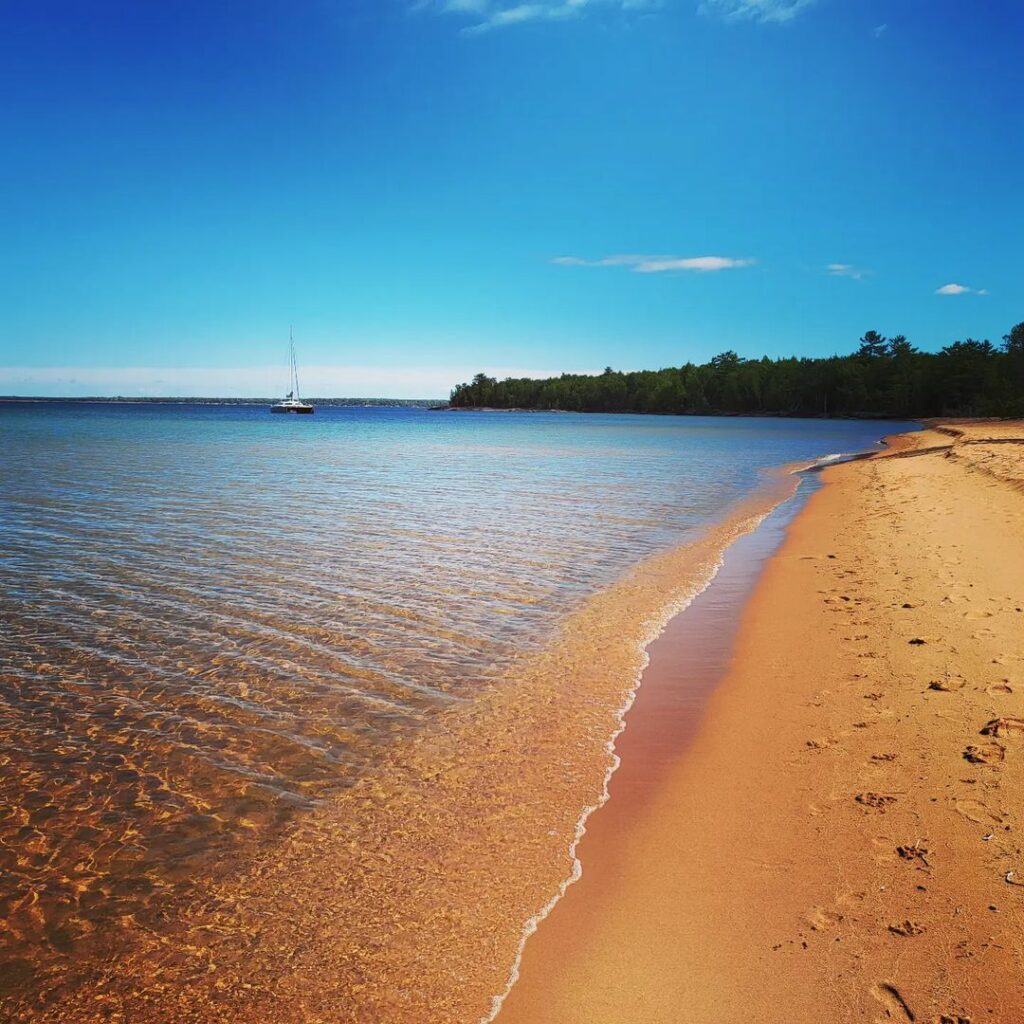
270 405 314 414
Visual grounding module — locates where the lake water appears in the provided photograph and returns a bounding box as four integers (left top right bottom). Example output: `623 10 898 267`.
0 401 916 1014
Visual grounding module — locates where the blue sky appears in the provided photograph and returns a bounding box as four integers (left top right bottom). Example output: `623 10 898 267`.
0 0 1020 397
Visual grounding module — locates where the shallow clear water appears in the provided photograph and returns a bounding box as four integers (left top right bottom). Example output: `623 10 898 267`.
0 401 915 999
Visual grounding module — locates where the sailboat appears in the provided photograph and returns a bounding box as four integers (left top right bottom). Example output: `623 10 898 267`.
271 328 314 414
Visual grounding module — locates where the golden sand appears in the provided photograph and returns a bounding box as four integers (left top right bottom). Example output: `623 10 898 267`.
497 422 1024 1023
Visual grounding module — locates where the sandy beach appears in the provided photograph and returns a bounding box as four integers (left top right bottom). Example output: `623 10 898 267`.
498 421 1024 1024
7 420 1023 1024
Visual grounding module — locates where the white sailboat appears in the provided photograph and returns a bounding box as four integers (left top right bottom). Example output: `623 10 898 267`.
271 328 314 414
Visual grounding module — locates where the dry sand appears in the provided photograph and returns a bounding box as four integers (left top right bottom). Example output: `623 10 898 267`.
497 422 1024 1024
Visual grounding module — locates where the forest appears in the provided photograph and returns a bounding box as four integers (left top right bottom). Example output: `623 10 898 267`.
449 323 1024 419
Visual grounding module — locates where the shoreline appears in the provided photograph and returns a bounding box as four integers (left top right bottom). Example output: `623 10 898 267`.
480 461 831 1024
493 421 1024 1023
489 454 837 1024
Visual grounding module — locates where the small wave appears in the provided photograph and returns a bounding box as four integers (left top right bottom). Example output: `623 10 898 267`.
479 487 798 1023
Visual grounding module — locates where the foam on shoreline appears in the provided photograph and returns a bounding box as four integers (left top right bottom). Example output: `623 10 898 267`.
478 552 724 1024
479 472 831 1022
482 444 896 1022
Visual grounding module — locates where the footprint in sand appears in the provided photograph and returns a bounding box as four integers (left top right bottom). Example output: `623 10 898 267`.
806 737 835 751
954 798 1004 825
928 675 966 692
980 717 1024 738
895 841 931 868
806 907 844 931
871 982 915 1021
888 920 925 937
986 681 1014 697
963 742 1006 764
856 792 898 810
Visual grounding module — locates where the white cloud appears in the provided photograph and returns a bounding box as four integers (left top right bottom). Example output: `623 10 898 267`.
422 0 820 30
419 0 659 32
551 253 754 272
421 0 816 30
698 0 816 24
473 3 570 31
935 283 988 296
873 22 887 37
827 262 869 280
551 253 648 267
0 365 586 399
636 255 754 272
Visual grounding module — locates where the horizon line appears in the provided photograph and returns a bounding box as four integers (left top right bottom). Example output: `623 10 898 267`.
0 394 447 403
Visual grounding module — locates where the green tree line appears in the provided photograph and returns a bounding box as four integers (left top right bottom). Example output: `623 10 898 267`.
450 322 1024 419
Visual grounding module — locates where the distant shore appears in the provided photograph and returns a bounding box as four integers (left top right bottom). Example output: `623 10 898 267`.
496 420 1024 1024
434 404 930 420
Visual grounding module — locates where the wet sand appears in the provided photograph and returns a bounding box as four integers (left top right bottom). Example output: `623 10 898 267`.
497 422 1024 1024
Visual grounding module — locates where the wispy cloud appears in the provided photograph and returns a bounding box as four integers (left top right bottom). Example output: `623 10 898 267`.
421 0 816 31
552 253 755 272
419 0 660 33
827 262 870 280
935 283 988 296
873 22 887 37
698 0 816 24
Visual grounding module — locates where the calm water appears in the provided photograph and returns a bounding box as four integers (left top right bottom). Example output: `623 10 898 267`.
0 401 915 998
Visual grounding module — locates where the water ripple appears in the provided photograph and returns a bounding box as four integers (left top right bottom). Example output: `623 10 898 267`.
0 402 906 1003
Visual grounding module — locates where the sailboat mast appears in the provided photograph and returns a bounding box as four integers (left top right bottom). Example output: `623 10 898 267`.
290 325 301 400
